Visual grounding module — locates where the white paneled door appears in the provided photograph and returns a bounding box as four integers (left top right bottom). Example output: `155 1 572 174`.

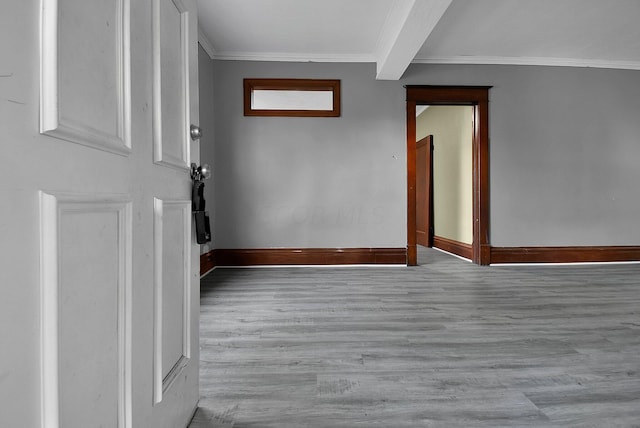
0 0 199 427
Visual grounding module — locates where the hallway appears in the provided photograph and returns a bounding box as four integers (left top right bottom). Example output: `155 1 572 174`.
190 249 640 427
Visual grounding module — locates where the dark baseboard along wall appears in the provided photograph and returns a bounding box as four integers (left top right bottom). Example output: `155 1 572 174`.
200 251 216 276
201 245 640 274
215 248 407 266
432 236 473 260
201 247 407 272
490 246 640 264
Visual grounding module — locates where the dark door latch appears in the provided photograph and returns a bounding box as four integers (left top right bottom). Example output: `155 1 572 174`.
191 163 211 244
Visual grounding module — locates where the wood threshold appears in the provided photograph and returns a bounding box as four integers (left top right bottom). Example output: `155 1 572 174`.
491 246 640 264
205 248 406 267
433 236 473 260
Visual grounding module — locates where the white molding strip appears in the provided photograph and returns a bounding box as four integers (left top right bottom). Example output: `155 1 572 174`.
412 55 640 71
39 192 59 428
210 51 376 63
152 0 191 171
153 198 192 405
197 26 216 60
206 52 640 72
181 1 192 169
40 191 132 428
152 197 163 405
40 0 131 156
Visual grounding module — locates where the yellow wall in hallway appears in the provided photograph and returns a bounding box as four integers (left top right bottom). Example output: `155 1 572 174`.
416 106 473 245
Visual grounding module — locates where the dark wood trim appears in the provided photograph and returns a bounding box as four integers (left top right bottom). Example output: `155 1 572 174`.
200 250 216 276
433 236 473 260
406 101 417 265
416 135 434 248
406 86 491 265
214 248 407 266
490 246 640 264
406 86 490 103
474 99 491 265
243 78 341 117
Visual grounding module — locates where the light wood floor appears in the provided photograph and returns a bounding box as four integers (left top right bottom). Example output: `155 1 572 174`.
189 247 640 427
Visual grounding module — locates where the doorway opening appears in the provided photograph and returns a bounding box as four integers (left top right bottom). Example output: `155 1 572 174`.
406 86 491 266
416 105 474 263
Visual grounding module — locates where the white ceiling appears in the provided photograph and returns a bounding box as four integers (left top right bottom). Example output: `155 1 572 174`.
197 0 640 80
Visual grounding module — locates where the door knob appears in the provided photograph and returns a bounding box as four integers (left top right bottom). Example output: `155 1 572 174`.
190 163 211 181
190 124 202 140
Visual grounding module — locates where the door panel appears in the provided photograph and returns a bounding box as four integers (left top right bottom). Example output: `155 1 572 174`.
58 0 119 136
416 135 434 248
160 203 187 380
40 194 132 428
41 0 131 155
153 199 192 404
58 204 124 428
153 0 191 169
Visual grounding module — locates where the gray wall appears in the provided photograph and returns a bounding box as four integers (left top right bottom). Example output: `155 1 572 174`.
211 62 406 248
404 64 640 246
207 60 640 249
197 45 216 252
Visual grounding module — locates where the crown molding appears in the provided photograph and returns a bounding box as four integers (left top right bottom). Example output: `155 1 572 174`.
412 55 640 71
197 27 216 60
210 51 376 63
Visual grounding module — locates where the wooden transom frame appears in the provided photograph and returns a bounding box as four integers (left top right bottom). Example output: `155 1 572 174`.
244 78 341 117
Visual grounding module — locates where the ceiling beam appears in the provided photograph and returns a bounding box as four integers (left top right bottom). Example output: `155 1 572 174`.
376 0 453 80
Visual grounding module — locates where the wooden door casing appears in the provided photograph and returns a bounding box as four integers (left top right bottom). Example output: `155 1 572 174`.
406 86 491 266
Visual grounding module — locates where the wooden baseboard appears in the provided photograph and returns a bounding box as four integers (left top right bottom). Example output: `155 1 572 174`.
490 246 640 264
433 236 473 260
200 250 216 275
213 248 407 266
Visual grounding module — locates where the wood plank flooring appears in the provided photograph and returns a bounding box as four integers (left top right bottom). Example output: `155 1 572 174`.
189 247 640 427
